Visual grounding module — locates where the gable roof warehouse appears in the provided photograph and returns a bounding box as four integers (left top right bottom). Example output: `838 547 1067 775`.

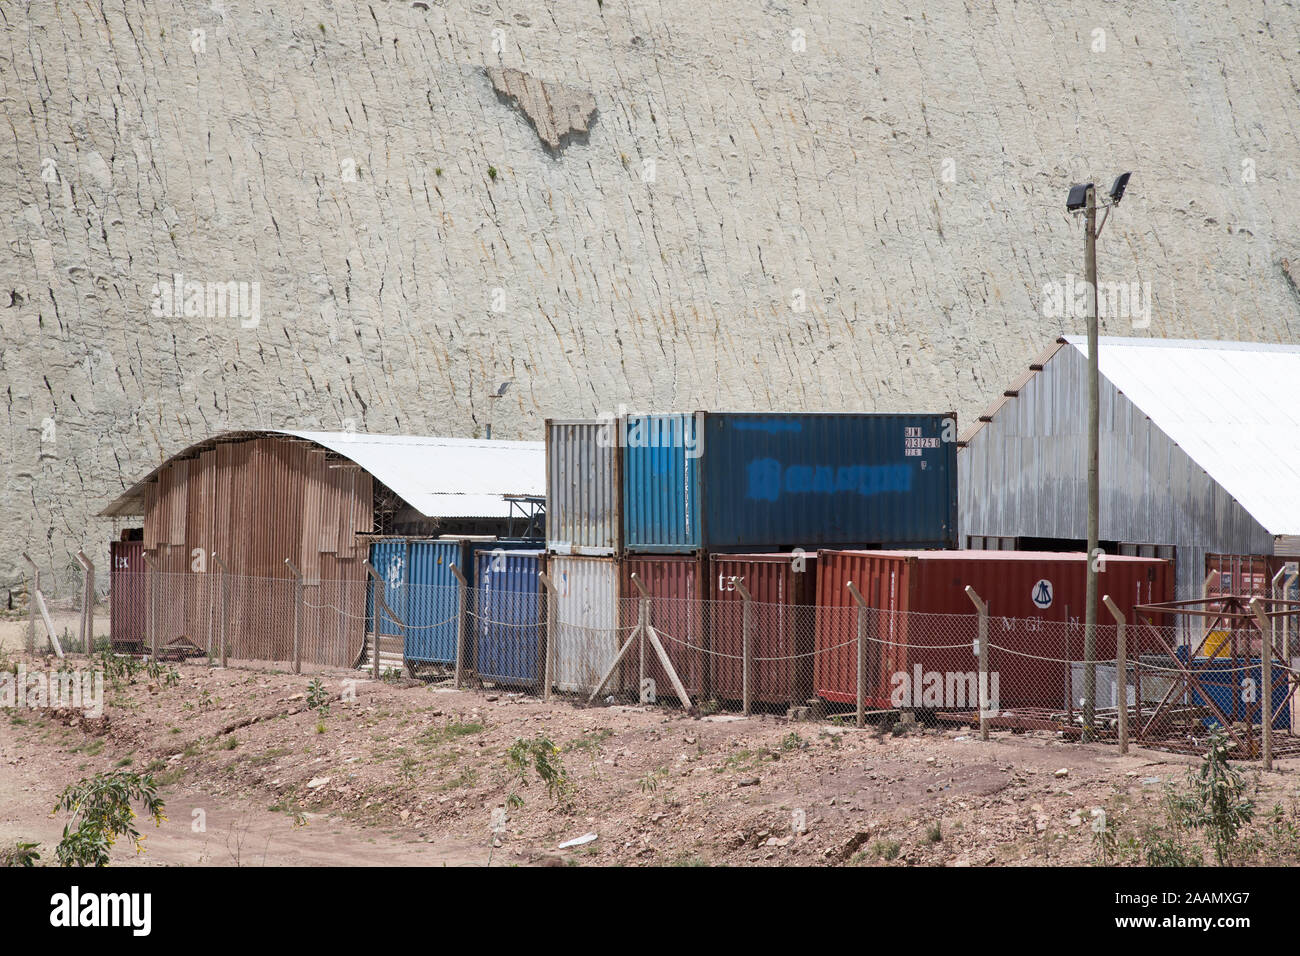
99 430 545 667
959 337 1300 603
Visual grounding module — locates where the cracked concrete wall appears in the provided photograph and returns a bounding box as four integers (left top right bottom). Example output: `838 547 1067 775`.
2 0 1299 593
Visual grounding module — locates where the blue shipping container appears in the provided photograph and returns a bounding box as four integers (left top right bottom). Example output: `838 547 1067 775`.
1175 647 1290 730
368 539 536 665
474 549 546 686
622 412 957 552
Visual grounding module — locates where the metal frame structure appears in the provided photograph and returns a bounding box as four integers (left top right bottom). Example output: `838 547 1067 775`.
1131 596 1300 761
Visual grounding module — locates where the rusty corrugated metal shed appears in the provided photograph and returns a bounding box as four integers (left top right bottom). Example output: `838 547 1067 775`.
100 429 544 520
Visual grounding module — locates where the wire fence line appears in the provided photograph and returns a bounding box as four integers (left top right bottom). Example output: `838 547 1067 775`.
21 569 1300 755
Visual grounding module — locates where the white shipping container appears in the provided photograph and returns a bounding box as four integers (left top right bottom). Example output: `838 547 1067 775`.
549 555 626 695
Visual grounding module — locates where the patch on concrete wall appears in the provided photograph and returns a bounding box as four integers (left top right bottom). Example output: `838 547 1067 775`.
487 67 597 152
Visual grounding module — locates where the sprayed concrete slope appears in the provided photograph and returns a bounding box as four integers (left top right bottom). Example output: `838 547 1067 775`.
2 1 1299 588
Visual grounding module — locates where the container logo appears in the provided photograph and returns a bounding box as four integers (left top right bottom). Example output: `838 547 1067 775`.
1031 579 1053 609
385 555 404 591
745 460 912 502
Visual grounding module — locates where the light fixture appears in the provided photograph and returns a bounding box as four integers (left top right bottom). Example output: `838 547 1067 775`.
1066 183 1092 212
1108 172 1131 205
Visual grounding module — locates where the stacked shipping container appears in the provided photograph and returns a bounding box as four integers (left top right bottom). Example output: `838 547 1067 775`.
708 553 818 706
474 550 547 687
543 413 960 702
621 412 958 552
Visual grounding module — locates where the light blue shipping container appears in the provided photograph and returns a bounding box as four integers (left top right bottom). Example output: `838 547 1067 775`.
474 549 546 686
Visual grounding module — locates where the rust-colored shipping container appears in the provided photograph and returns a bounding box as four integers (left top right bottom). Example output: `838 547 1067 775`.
109 540 146 651
621 554 707 699
814 550 1174 710
708 553 818 706
1206 553 1299 602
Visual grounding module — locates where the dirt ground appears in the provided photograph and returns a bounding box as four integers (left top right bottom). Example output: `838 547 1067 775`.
4 650 1300 867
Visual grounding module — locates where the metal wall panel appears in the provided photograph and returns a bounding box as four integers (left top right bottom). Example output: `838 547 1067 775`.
474 550 546 686
621 553 706 697
959 344 1275 602
814 549 1174 709
549 555 624 694
546 420 621 555
622 413 702 552
132 435 374 667
708 552 818 705
109 540 146 650
403 539 463 664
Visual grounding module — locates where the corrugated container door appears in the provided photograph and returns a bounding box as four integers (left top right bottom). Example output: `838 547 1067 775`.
623 413 702 553
404 540 463 664
368 540 409 645
547 421 621 555
709 553 818 706
475 550 545 687
550 555 623 694
622 554 706 698
109 540 146 651
702 413 958 550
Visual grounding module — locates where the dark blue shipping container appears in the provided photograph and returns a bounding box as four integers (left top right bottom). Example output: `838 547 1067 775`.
1175 646 1290 730
474 549 546 686
368 538 537 665
622 412 957 552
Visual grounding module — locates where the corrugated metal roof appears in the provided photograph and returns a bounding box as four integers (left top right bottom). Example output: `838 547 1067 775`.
1063 337 1300 536
100 430 545 520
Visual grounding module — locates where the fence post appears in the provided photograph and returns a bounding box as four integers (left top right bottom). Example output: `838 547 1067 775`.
1102 595 1128 755
212 553 229 667
75 550 95 657
639 599 647 696
142 552 158 659
845 581 869 729
628 572 695 713
363 561 405 680
285 558 303 675
450 563 468 689
538 571 558 702
734 579 754 716
1250 597 1273 771
964 587 990 742
21 553 38 655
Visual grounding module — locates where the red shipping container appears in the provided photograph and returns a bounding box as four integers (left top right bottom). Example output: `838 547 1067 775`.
621 554 707 699
814 550 1174 710
110 540 147 651
709 553 818 706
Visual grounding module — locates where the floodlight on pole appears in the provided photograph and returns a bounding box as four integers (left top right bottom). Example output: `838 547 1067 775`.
1065 170 1132 743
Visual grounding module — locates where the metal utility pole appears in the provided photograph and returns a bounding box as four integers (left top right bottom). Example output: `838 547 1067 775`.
1083 183 1099 742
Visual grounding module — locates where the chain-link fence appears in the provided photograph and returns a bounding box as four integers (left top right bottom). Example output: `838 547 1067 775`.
20 564 1300 760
